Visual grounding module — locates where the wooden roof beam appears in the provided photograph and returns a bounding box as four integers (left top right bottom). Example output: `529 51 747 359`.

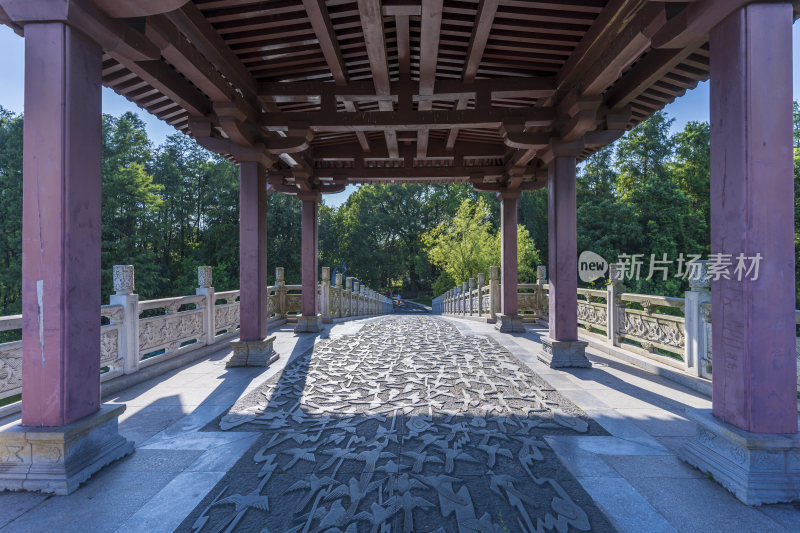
302 0 347 84
302 0 370 152
262 107 555 132
357 0 399 158
145 15 257 117
447 0 500 151
651 0 751 50
557 0 641 92
165 2 259 99
258 77 556 101
416 0 444 158
605 47 697 109
110 58 210 117
578 3 668 96
274 166 523 181
309 139 508 160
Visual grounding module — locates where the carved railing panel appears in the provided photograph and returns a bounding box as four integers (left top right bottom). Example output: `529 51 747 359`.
285 293 302 315
139 295 206 360
214 290 241 335
617 306 685 360
0 340 21 399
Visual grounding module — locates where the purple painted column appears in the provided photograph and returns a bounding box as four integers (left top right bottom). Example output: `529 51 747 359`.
679 6 800 504
296 191 322 332
500 191 519 316
547 157 578 342
238 162 268 342
538 155 590 367
709 3 796 434
21 22 102 427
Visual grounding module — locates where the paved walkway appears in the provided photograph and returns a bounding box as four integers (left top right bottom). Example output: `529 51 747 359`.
182 316 612 532
0 315 797 532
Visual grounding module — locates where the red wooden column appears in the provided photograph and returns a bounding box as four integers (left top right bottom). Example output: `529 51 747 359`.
680 3 800 505
538 155 590 367
496 189 525 332
296 191 322 333
0 11 132 495
229 162 276 366
20 22 103 426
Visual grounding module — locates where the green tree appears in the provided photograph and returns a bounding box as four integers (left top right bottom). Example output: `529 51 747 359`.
422 197 539 291
0 107 23 315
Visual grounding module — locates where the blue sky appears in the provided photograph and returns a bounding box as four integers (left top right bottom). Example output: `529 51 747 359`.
1 24 799 207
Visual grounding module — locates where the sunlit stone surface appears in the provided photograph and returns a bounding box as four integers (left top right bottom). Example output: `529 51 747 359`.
182 316 613 532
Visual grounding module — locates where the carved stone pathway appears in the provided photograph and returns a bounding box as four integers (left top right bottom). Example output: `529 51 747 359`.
180 316 614 532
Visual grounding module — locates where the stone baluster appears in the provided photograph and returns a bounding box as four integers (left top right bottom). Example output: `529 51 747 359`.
196 266 215 346
320 267 332 324
489 266 500 322
536 265 547 316
353 281 360 315
684 260 711 377
110 265 140 374
276 267 287 318
461 282 468 315
468 278 476 316
335 273 343 318
477 273 486 317
345 277 354 317
606 264 623 346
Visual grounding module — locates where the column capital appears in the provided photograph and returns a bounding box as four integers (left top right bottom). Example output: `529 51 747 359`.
496 188 521 200
297 190 322 203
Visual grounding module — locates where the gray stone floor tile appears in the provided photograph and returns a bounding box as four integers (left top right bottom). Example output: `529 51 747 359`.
0 493 48 529
627 476 788 533
578 477 678 533
546 436 620 478
602 455 704 480
615 407 697 437
1 470 176 532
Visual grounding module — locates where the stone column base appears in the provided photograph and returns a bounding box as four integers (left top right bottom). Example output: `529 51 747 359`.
679 409 800 505
537 337 591 368
0 404 134 495
294 314 322 333
228 336 278 367
495 314 526 333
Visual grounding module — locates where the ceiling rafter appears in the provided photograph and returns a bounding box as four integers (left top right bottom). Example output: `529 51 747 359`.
446 0 500 151
357 0 399 158
416 0 444 159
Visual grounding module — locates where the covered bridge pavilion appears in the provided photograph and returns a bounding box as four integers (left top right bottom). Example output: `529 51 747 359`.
0 0 799 506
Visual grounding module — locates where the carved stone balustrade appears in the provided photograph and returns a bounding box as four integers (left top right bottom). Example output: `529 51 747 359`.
0 264 391 413
434 265 800 397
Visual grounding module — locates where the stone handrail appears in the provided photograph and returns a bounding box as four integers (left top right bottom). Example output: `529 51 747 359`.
434 262 800 393
0 264 391 409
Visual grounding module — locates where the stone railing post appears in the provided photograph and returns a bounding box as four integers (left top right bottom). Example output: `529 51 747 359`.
334 273 343 318
276 267 287 318
196 266 215 346
468 278 476 316
489 266 500 321
684 260 711 377
477 273 486 317
353 280 360 315
606 264 623 346
461 282 468 315
320 267 331 324
109 265 140 374
536 265 547 316
345 277 354 317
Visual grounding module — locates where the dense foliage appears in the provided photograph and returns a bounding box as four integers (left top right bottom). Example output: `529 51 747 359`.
0 105 798 313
